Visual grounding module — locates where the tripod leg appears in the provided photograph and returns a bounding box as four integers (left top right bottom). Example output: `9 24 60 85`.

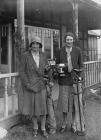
72 83 85 133
47 87 56 131
73 94 81 131
78 93 85 132
72 84 81 131
77 83 85 133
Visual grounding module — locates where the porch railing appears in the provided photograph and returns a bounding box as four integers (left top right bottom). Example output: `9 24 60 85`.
0 61 101 122
84 61 101 88
0 73 19 121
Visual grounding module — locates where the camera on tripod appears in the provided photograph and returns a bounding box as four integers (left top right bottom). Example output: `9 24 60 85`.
44 59 58 83
57 63 68 77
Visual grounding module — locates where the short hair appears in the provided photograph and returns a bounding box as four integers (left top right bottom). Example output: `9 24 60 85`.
64 32 75 42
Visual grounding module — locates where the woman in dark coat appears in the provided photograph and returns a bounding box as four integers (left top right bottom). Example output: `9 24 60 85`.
19 36 48 138
57 32 85 135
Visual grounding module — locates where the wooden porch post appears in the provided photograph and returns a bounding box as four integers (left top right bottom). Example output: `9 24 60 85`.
17 0 25 54
72 0 79 40
8 24 12 73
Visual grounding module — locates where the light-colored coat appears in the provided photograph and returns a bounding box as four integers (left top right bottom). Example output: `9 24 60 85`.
19 50 47 116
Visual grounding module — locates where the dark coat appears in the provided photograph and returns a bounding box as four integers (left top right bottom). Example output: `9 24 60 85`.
57 46 83 85
57 45 84 113
19 50 47 116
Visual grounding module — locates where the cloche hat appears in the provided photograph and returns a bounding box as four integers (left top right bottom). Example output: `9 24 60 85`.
30 36 42 48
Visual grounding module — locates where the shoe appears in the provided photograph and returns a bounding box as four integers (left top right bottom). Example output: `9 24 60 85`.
76 130 86 136
71 126 76 133
42 130 48 138
71 124 77 133
32 129 38 137
48 129 56 135
59 126 66 133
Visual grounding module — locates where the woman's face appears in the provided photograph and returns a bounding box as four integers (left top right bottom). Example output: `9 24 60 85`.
65 35 74 48
31 42 40 53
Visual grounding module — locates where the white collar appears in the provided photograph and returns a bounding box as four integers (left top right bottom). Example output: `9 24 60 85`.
31 51 39 56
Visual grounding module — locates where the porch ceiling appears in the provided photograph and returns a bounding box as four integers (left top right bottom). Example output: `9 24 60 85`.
0 0 101 30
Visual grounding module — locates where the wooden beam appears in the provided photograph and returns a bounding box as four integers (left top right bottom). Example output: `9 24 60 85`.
72 0 79 40
4 78 8 118
8 24 12 73
17 0 25 52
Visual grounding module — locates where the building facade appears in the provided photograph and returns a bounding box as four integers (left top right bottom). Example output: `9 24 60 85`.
0 0 101 128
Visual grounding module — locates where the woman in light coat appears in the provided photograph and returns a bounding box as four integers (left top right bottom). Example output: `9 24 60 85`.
19 36 48 138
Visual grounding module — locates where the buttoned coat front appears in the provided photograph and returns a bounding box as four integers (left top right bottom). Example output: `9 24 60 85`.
19 50 47 116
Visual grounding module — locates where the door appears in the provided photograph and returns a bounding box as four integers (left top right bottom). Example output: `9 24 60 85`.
0 24 12 73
